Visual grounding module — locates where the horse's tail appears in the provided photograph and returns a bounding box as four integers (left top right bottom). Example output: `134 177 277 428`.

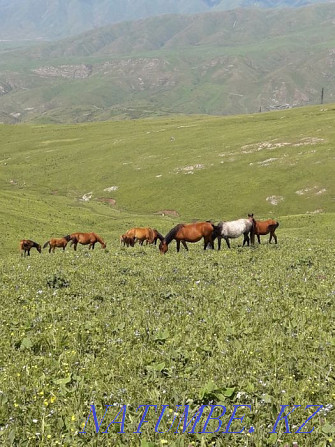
43 241 50 249
69 235 77 245
210 223 221 241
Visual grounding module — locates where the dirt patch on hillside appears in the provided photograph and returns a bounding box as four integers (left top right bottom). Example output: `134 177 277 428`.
154 210 179 217
97 198 116 206
266 195 284 205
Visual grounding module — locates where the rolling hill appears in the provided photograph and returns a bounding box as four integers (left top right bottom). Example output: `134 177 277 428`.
1 4 335 123
0 0 331 41
1 104 334 255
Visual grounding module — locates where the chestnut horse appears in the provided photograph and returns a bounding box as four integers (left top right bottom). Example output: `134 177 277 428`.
159 222 216 254
20 239 41 257
70 232 106 250
213 214 255 249
121 227 163 246
254 218 279 244
43 235 71 253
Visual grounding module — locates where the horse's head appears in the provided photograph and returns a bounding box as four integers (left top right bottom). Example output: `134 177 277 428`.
159 240 168 254
64 234 71 242
101 242 107 249
36 244 42 253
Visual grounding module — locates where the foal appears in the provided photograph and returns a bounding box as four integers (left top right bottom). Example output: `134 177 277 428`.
43 235 71 253
20 240 42 257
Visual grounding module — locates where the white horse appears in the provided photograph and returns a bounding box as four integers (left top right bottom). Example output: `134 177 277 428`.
213 214 255 249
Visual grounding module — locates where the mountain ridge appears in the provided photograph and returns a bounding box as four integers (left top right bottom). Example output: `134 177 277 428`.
0 0 332 41
1 4 335 123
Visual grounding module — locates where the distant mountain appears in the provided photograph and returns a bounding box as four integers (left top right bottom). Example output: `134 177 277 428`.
1 3 335 124
0 0 332 41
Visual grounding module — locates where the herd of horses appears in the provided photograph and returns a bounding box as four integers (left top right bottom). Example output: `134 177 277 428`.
19 232 106 257
20 215 279 256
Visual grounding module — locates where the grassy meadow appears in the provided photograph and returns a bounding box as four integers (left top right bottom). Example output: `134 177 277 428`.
0 105 334 446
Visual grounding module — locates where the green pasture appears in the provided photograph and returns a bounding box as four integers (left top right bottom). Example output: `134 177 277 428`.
0 104 334 255
0 106 334 446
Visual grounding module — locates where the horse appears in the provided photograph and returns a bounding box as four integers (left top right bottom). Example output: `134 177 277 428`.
43 235 71 253
20 239 42 257
159 222 217 254
120 233 135 247
213 214 255 249
254 218 279 244
70 232 106 250
122 227 164 246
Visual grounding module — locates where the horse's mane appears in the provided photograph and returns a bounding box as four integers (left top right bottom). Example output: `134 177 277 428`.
153 229 164 241
164 224 184 244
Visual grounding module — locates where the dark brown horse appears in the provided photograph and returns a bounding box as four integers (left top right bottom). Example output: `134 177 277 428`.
43 235 71 253
70 232 106 250
20 239 42 257
254 218 279 244
159 222 216 254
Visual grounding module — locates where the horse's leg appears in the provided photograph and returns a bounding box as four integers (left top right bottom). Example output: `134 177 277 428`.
225 237 231 249
257 234 261 244
217 236 221 250
27 249 31 256
273 232 278 244
243 233 249 246
182 241 188 251
52 246 55 253
176 240 181 252
73 242 77 251
204 237 212 250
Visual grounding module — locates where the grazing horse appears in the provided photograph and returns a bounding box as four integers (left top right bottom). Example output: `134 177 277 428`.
254 218 279 244
120 233 135 247
20 239 41 257
70 232 106 250
43 235 71 253
213 214 255 249
122 227 164 246
159 222 216 254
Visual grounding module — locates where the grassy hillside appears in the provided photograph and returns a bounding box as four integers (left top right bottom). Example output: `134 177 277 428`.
1 4 335 123
0 104 334 255
0 106 334 446
0 106 335 446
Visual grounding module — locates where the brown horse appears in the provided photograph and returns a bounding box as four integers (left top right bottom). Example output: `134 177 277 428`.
120 233 135 247
20 239 42 257
254 218 279 244
43 235 71 253
70 232 106 250
122 227 163 247
159 222 217 254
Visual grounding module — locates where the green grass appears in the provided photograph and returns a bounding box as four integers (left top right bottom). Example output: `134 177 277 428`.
0 225 334 446
0 106 334 446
